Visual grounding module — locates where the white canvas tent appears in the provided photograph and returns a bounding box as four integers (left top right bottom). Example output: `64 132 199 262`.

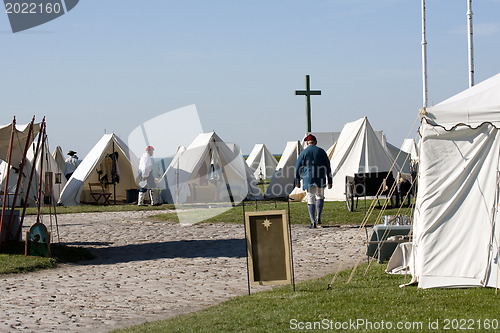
158 132 262 205
265 141 302 198
412 72 500 289
246 144 278 181
58 134 139 206
324 117 398 201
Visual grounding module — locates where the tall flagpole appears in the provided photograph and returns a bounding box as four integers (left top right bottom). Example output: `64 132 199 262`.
421 0 428 108
467 0 474 87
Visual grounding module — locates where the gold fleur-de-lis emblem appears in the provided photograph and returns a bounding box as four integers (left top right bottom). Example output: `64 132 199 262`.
262 218 272 231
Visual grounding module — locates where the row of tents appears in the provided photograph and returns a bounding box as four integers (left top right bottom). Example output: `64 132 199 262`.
1 116 417 208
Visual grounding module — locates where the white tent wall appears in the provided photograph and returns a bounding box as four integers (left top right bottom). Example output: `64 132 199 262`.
324 117 397 201
158 146 186 204
414 122 500 288
413 73 500 289
301 132 340 151
246 144 278 181
265 141 302 198
0 160 39 207
58 134 139 206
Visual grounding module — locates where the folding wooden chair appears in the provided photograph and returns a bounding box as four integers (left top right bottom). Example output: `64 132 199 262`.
88 182 112 205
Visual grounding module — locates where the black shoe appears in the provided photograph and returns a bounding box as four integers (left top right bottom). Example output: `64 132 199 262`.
309 224 317 229
317 221 321 225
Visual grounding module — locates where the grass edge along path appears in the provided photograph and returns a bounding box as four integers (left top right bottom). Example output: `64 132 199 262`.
0 242 94 275
151 200 413 226
113 263 500 333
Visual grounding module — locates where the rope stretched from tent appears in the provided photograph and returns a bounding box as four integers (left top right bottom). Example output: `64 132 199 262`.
362 174 417 278
327 114 421 289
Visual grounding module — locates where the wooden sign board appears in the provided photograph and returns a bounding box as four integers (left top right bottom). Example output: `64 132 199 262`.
25 223 51 257
245 210 292 286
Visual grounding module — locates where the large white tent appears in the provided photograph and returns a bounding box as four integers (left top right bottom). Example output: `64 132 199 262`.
412 73 500 289
324 117 398 201
246 144 278 181
159 132 262 205
265 141 302 198
58 134 139 206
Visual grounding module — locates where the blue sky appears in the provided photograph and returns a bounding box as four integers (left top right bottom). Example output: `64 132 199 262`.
1 0 500 158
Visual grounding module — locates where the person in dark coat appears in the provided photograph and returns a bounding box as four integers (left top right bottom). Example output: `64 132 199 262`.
294 134 332 228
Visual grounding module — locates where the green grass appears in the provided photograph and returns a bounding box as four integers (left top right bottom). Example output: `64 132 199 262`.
151 200 414 226
0 242 94 274
23 203 176 216
113 263 500 333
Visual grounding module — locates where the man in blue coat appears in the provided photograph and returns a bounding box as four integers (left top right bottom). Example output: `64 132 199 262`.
295 134 332 228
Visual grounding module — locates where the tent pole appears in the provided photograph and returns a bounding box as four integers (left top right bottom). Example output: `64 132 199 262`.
0 117 16 248
112 141 116 205
421 0 428 108
17 118 45 241
35 123 47 224
242 201 251 295
467 0 474 87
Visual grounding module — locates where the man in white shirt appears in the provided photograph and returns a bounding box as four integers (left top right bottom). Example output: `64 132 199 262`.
64 150 79 180
138 146 159 206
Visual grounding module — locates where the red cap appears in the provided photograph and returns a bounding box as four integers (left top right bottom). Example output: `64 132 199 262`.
304 134 317 142
146 146 154 151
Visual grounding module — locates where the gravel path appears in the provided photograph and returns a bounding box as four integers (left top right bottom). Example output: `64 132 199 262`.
0 210 367 332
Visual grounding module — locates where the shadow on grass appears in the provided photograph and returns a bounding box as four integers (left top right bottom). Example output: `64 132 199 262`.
80 238 247 265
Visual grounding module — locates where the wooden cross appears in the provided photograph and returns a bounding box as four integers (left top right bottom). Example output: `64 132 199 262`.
295 75 321 132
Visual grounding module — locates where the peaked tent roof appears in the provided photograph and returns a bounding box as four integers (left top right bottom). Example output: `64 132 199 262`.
413 72 500 289
324 117 398 201
58 134 139 206
158 132 262 205
52 146 66 174
246 144 278 180
424 72 500 129
265 141 302 198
